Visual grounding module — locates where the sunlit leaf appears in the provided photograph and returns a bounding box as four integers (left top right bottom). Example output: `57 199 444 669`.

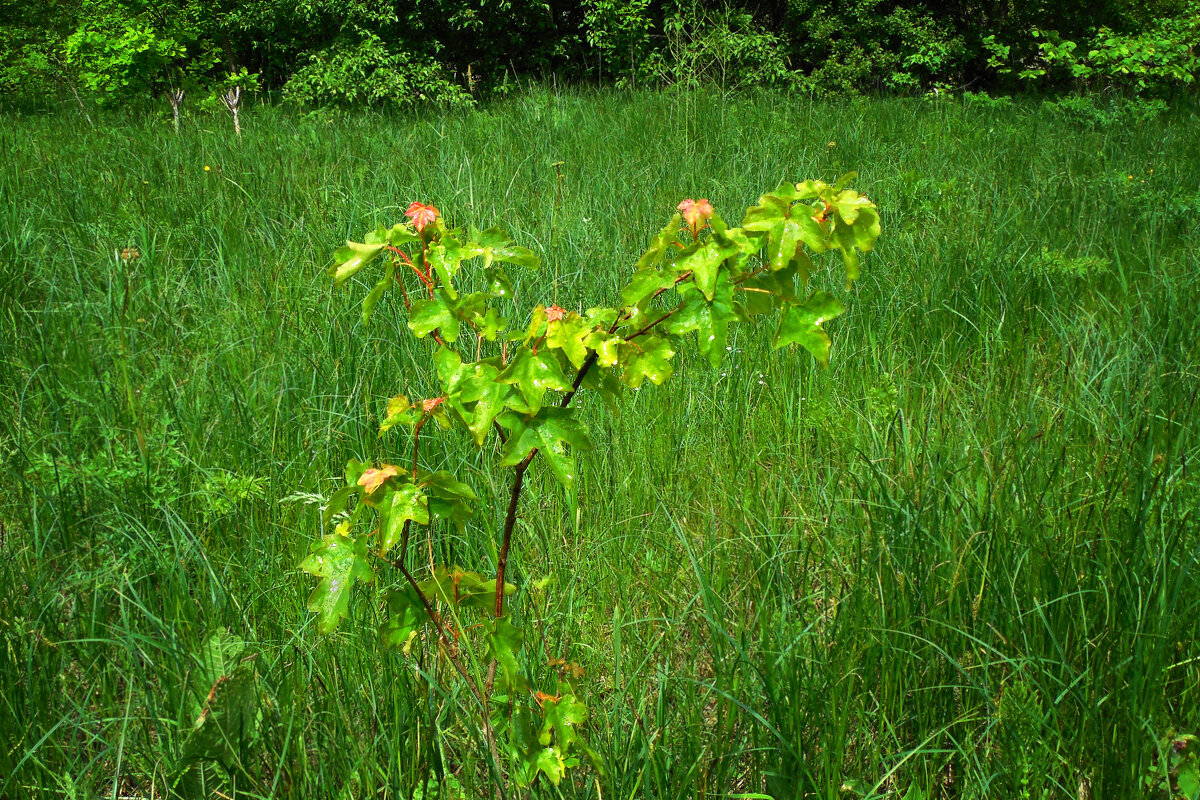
675 229 743 299
298 532 375 633
636 213 683 270
497 347 572 413
546 313 592 369
539 694 588 751
358 464 400 495
428 238 463 299
665 271 738 367
621 265 679 308
377 482 429 553
773 291 846 366
535 747 567 786
618 334 675 388
465 226 540 270
498 406 592 512
379 394 419 436
583 329 622 367
329 240 386 286
408 293 460 342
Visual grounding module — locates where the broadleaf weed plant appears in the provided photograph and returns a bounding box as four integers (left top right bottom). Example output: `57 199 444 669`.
300 179 881 793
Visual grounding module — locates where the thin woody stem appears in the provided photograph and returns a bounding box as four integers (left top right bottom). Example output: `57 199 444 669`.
627 304 682 339
393 265 412 309
731 264 769 285
390 246 433 288
493 451 534 617
490 292 683 620
384 524 504 796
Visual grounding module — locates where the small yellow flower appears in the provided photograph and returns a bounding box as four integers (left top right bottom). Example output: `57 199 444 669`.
204 165 211 172
1128 174 1134 180
827 140 837 148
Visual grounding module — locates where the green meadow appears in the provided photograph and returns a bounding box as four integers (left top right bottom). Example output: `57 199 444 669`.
2 89 1199 798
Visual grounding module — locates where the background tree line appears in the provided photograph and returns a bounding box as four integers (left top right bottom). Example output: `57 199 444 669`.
1 0 1197 113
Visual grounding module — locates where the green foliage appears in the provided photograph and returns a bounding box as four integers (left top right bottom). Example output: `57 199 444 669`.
785 1 968 95
662 4 796 90
283 34 473 109
198 469 267 523
6 0 1200 108
583 0 658 84
305 176 879 791
986 9 1200 93
65 23 186 99
1145 732 1200 799
993 673 1053 798
174 629 281 796
1021 247 1112 281
4 91 1199 800
1045 93 1168 127
298 525 376 633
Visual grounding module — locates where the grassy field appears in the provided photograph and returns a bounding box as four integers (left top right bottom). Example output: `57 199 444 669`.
2 89 1199 799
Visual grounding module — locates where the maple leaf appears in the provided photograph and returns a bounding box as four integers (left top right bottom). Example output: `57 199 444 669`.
677 198 714 228
298 532 374 633
405 201 440 233
358 464 400 494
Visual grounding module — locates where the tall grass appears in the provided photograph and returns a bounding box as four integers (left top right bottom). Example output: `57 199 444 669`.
1 89 1198 799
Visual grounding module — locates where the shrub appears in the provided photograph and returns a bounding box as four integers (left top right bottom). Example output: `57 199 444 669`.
283 34 472 109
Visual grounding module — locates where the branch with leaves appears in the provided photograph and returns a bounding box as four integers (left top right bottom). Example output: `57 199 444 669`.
300 178 881 791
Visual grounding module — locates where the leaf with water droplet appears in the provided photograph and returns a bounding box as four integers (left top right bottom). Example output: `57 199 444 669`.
497 347 572 413
408 293 460 342
545 313 592 369
298 532 374 633
675 229 743 299
427 237 462 298
618 335 675 388
621 265 679 307
664 271 738 367
583 329 622 367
